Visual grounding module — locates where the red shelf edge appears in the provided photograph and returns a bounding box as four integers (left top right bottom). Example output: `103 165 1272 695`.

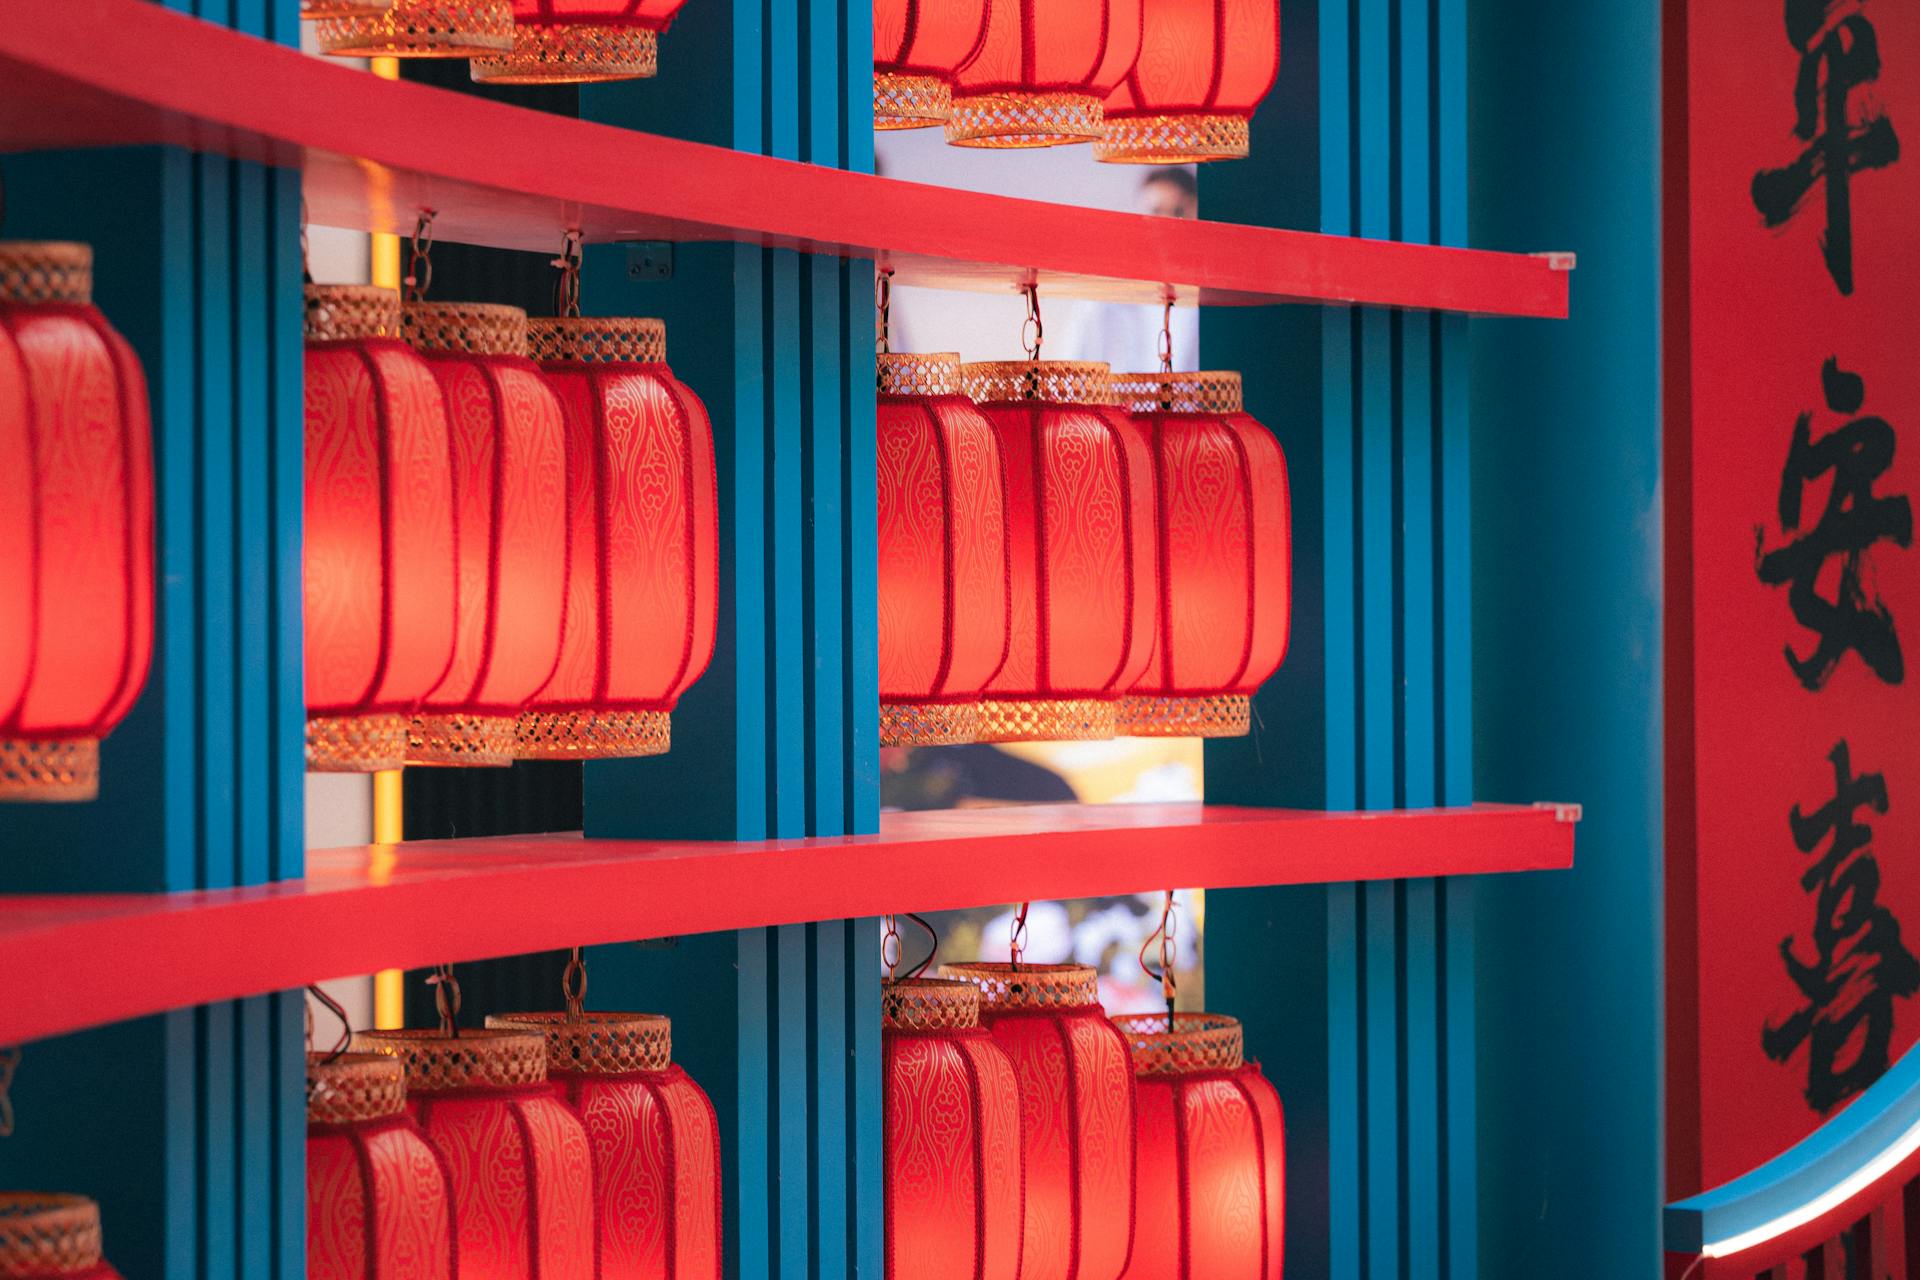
0 802 1574 1046
0 0 1570 317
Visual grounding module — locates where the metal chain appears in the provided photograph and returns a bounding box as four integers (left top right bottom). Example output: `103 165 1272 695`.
562 946 588 1020
875 268 893 355
551 229 584 319
428 963 462 1036
300 198 314 286
1020 282 1043 361
882 915 902 982
404 209 437 303
1157 295 1175 375
0 1046 20 1138
307 984 353 1062
1138 890 1179 1020
1009 901 1030 969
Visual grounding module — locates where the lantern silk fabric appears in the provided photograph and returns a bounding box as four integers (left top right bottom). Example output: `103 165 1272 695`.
1100 0 1280 162
0 243 154 803
471 0 689 83
962 361 1156 743
354 1029 597 1280
1111 1014 1284 1280
0 1194 124 1279
489 1012 722 1280
1113 371 1290 738
307 1053 457 1280
882 979 1024 1280
402 302 568 768
304 286 459 772
940 963 1136 1280
518 318 718 761
949 0 1144 146
872 0 990 127
876 353 1011 746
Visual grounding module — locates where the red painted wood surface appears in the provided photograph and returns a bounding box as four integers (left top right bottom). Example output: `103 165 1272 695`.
0 0 1570 315
0 802 1574 1046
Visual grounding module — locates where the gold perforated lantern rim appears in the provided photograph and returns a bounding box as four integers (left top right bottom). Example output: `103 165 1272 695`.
875 72 953 128
961 359 1112 407
307 1052 409 1125
0 740 100 803
470 22 659 84
301 0 393 18
1110 1011 1245 1076
305 284 403 344
0 1194 104 1277
876 351 962 397
879 700 981 747
939 961 1102 1011
0 243 91 306
1096 113 1252 164
973 697 1118 743
314 0 514 56
1118 693 1253 738
351 1028 550 1092
947 91 1105 147
514 709 671 760
881 978 981 1032
1110 369 1245 416
406 714 517 767
402 301 529 358
526 316 666 364
487 1012 673 1075
307 714 411 772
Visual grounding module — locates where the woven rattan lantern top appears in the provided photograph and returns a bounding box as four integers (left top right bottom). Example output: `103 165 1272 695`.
304 284 403 344
306 1052 410 1125
0 244 91 306
881 977 982 1032
526 316 666 364
961 359 1112 406
877 351 964 397
351 1028 549 1092
402 301 530 357
0 1194 103 1278
487 1012 673 1075
1110 369 1245 415
1109 1011 1245 1076
938 962 1102 1011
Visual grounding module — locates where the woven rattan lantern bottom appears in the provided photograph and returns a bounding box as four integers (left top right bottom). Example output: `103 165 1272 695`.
974 697 1117 743
1119 693 1252 738
939 961 1101 1012
307 714 411 773
0 739 99 803
406 713 517 767
301 0 392 18
947 91 1105 147
314 0 513 56
470 22 659 83
880 700 981 747
1110 1012 1245 1077
307 1053 410 1126
488 1012 673 1075
881 978 981 1032
352 1028 550 1092
0 1193 106 1275
874 72 952 128
1095 113 1252 164
514 709 670 761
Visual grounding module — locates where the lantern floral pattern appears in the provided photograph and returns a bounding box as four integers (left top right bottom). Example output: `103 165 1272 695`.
949 0 1144 146
1100 0 1281 162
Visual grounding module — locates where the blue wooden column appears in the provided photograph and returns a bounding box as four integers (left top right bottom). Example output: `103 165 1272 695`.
0 6 308 1279
575 0 882 1274
1205 1 1477 1277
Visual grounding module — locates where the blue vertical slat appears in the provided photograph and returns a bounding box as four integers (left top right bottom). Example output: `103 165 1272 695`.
1403 878 1441 1280
732 243 770 841
1329 883 1363 1280
843 260 881 835
813 921 850 1280
1322 310 1356 813
1362 881 1399 1280
738 930 772 1280
777 925 812 1275
848 920 883 1276
237 996 271 1280
194 154 236 890
768 249 807 837
274 993 306 1280
166 1011 198 1280
270 164 306 881
160 147 199 893
808 255 847 834
198 1004 235 1280
234 160 271 888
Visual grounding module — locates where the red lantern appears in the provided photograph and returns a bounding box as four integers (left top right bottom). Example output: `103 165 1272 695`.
0 243 154 803
1112 1013 1284 1280
876 353 1011 746
354 1028 597 1280
401 302 568 767
872 0 990 128
489 1012 721 1279
0 1194 123 1278
517 317 718 760
1099 0 1280 163
882 978 1023 1280
472 0 689 84
303 286 459 772
948 0 1144 147
940 963 1137 1280
306 1052 456 1280
314 0 514 56
1111 371 1290 737
961 361 1155 742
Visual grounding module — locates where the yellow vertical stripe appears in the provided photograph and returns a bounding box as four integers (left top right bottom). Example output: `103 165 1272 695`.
372 766 405 1028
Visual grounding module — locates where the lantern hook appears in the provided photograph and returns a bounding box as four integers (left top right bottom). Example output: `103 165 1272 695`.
1157 294 1175 376
562 945 588 1021
882 914 902 982
404 209 437 303
1138 889 1179 1022
427 963 462 1037
551 229 584 320
1020 282 1043 361
0 1046 19 1138
1008 901 1031 971
306 983 353 1064
300 198 314 287
875 268 894 356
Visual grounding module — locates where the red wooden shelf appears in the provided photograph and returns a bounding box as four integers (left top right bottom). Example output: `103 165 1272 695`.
0 0 1570 316
0 801 1574 1046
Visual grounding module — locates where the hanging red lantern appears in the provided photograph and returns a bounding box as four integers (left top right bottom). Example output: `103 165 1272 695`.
314 0 514 56
306 1052 457 1280
516 315 718 760
961 354 1155 742
0 1194 123 1278
948 0 1144 147
872 0 990 128
401 300 568 767
0 243 154 803
882 977 1024 1280
940 961 1137 1280
303 286 459 773
471 0 688 83
354 1025 597 1279
1111 370 1290 737
1111 1013 1284 1280
1098 0 1280 163
489 1008 722 1279
877 352 1011 746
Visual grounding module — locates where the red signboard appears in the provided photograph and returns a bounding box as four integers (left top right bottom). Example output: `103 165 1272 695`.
1668 0 1920 1196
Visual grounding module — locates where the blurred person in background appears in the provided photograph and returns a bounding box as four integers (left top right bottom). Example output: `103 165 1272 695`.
1056 166 1201 373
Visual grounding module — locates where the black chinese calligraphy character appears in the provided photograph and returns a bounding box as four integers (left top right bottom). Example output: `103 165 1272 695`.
1756 358 1912 690
1764 741 1918 1113
1751 0 1900 295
